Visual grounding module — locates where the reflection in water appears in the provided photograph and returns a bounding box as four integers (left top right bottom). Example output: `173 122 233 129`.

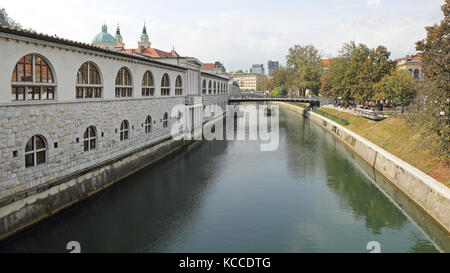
283 111 408 234
322 149 407 234
0 105 445 253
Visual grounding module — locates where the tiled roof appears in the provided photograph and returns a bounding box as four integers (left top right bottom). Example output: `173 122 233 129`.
120 47 180 58
395 53 423 63
202 63 215 69
169 49 180 57
321 59 334 68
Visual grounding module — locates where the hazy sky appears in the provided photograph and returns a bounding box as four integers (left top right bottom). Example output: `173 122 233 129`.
0 0 444 71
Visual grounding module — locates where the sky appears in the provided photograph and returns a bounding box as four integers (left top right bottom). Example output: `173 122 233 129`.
0 0 444 72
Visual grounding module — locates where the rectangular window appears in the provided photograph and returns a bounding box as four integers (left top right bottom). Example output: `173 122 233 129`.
85 87 93 98
90 139 96 150
36 151 46 165
43 87 55 100
94 88 102 98
25 154 34 168
142 88 154 96
162 88 170 96
26 87 41 100
11 86 25 101
76 87 84 99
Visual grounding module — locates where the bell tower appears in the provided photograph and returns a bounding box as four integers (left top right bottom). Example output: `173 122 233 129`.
138 23 151 51
115 24 125 48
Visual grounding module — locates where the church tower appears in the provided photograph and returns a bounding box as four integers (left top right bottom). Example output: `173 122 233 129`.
115 24 125 48
137 23 151 52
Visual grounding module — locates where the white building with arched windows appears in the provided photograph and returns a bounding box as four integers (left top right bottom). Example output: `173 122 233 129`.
0 24 235 227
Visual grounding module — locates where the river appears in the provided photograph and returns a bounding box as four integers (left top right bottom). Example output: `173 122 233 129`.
0 105 447 253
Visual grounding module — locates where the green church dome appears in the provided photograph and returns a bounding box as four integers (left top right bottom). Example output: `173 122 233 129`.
92 24 117 44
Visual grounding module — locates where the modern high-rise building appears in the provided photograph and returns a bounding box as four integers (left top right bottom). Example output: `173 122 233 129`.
250 64 265 75
267 60 279 76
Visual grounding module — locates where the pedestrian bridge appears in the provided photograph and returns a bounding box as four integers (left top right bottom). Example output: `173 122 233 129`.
229 97 321 107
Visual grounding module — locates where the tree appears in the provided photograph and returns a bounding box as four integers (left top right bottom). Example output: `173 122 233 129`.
272 85 288 97
413 0 450 155
320 41 393 106
323 45 354 105
271 66 289 88
0 8 22 28
375 70 416 114
256 76 270 92
286 45 322 97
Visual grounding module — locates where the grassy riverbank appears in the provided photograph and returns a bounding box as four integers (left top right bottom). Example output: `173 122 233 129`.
287 102 309 108
315 107 449 187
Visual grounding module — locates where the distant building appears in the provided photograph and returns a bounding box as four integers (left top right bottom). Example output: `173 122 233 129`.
201 61 227 76
92 24 118 50
230 73 265 91
114 25 125 49
267 60 279 76
320 59 333 71
395 53 424 82
92 23 180 58
250 64 265 75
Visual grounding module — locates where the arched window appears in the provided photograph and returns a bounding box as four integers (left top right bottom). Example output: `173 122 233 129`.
414 69 420 79
213 82 217 94
163 112 169 128
83 126 97 151
145 116 152 133
175 76 183 95
208 81 212 94
202 80 207 94
115 67 132 97
76 62 102 99
11 54 55 101
161 73 170 96
142 70 154 97
25 135 46 168
120 120 129 141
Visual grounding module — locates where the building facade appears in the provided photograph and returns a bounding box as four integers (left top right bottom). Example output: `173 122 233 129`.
230 73 265 91
395 53 424 82
267 60 279 76
201 61 227 76
0 25 233 202
250 64 265 75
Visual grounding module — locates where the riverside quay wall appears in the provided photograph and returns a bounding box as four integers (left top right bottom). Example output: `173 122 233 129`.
276 102 450 234
0 26 233 240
